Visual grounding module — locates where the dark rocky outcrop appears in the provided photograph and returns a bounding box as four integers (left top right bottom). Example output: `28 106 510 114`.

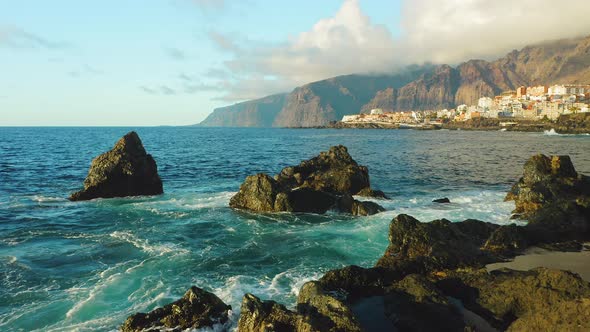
437 267 590 330
121 286 231 332
433 197 451 204
69 132 163 201
505 154 590 243
375 214 500 272
230 146 385 216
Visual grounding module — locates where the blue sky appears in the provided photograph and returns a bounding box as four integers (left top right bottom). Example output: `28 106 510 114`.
1 0 588 126
0 0 400 126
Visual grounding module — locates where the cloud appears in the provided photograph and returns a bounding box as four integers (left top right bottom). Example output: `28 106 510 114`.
0 26 70 50
164 47 189 61
68 64 103 78
399 0 590 64
206 0 590 103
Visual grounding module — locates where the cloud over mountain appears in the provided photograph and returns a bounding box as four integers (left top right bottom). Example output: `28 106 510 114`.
208 0 590 102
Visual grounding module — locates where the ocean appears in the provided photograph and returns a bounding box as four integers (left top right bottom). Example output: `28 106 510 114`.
1 127 589 331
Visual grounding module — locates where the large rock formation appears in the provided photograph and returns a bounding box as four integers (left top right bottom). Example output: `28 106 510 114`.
505 154 590 242
230 145 386 216
69 131 163 201
199 35 590 127
121 286 231 332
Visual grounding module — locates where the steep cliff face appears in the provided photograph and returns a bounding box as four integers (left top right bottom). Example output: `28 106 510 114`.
272 68 434 127
199 93 287 127
200 35 590 127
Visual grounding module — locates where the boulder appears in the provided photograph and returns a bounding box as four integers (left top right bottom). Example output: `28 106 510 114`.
238 294 304 332
505 154 590 243
437 267 590 330
433 197 451 204
230 146 385 216
375 214 499 271
121 286 231 332
69 131 163 201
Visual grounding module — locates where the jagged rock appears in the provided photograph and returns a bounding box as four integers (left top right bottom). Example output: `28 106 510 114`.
297 281 363 332
375 214 499 271
69 131 163 201
505 154 590 243
433 197 451 204
238 294 304 332
121 286 231 332
230 146 385 216
356 187 389 199
482 224 528 256
437 267 590 330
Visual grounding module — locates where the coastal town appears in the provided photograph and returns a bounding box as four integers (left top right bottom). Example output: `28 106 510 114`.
340 84 590 128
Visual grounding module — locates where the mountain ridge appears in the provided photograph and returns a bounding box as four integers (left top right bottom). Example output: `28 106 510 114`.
199 35 590 127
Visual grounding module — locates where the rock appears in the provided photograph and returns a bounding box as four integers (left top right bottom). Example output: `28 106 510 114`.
69 131 163 201
482 224 528 256
356 187 389 199
229 174 282 212
230 146 385 216
433 197 451 204
375 214 499 271
238 294 304 332
382 274 467 331
297 281 363 332
437 267 590 330
507 298 590 331
121 286 231 332
505 154 590 243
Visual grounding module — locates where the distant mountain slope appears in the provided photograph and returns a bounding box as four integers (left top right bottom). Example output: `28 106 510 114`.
199 35 590 127
199 93 287 127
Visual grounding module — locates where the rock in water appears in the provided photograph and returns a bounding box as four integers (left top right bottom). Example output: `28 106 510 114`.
230 145 386 216
432 197 450 204
69 131 163 201
505 154 590 242
121 286 231 332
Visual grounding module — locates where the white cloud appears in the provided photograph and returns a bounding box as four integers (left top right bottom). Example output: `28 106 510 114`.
400 0 590 64
209 0 590 102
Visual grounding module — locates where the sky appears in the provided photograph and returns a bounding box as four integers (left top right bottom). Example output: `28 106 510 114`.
1 0 589 126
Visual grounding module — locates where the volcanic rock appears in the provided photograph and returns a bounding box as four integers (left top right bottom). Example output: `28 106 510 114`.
433 197 451 204
121 286 231 332
437 267 590 330
230 145 385 215
69 131 163 201
505 154 590 243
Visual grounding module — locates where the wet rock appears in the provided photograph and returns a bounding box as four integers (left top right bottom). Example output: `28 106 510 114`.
69 131 163 201
238 294 303 332
297 281 363 332
433 197 451 204
121 286 231 332
230 145 385 215
375 214 499 271
356 187 389 199
437 267 590 330
505 154 590 242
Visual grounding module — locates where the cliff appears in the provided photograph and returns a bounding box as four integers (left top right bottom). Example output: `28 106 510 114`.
200 35 590 127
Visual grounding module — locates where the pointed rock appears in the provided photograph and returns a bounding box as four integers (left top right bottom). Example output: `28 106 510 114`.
69 131 163 201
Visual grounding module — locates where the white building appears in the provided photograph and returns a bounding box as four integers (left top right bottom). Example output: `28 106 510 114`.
478 97 493 109
457 104 468 112
342 115 360 122
370 108 384 115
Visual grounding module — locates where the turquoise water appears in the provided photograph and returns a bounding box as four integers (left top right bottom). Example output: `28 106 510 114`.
1 127 589 331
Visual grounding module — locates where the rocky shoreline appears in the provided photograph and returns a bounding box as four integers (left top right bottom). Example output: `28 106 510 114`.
313 113 590 135
118 150 590 331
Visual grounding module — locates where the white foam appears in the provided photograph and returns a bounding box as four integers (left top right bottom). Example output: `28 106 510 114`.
109 231 189 256
544 128 560 136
